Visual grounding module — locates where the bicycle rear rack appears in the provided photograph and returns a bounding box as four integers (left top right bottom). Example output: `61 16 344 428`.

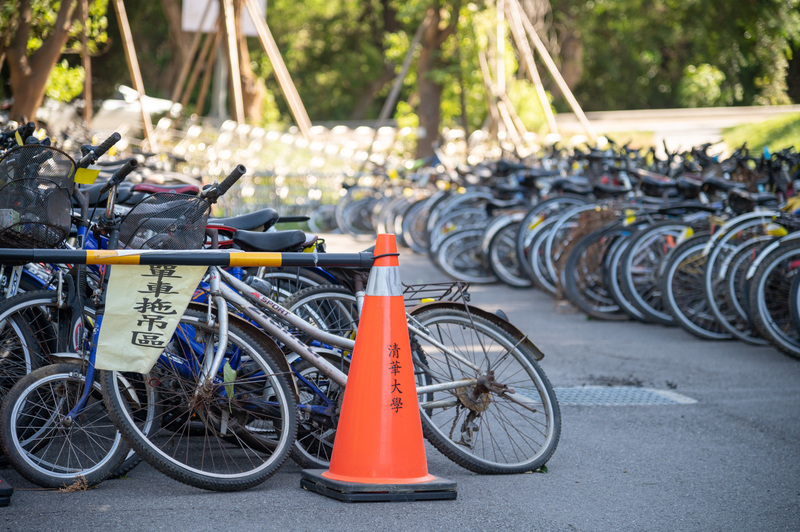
402 281 470 308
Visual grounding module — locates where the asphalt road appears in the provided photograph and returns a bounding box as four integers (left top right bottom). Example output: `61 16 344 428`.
2 233 799 531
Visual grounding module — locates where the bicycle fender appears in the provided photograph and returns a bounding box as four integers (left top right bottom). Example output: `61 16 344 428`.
186 303 299 397
744 231 800 280
408 301 545 361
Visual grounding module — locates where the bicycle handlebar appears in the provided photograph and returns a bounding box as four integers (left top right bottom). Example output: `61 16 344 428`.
217 164 246 196
0 121 36 147
202 164 246 203
99 159 139 196
77 132 121 168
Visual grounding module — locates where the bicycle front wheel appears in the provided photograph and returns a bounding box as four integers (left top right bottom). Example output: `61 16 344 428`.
103 310 297 491
0 363 129 488
408 306 560 474
283 285 357 468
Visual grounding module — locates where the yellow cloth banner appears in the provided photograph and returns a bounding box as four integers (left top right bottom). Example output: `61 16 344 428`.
95 264 207 373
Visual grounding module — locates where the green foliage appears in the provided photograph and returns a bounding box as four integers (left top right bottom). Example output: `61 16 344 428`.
45 58 85 101
723 113 800 153
677 64 728 107
0 0 109 103
553 0 800 110
257 0 395 121
393 100 418 157
0 0 109 54
507 78 552 132
5 0 800 133
259 86 283 125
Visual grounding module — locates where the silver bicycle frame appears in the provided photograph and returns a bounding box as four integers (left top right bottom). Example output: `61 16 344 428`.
201 266 484 401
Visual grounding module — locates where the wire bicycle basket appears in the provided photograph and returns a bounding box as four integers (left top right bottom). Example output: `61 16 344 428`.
0 144 76 248
118 192 211 250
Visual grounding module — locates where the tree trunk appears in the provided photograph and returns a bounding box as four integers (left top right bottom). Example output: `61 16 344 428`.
8 0 79 123
415 2 459 160
159 0 196 97
559 30 583 90
348 0 401 120
417 32 441 159
349 65 395 120
787 42 800 104
233 0 265 122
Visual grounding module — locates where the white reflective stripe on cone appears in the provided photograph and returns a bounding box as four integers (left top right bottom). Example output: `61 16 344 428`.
366 266 403 297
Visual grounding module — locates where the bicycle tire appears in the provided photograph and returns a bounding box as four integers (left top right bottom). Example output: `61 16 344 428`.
602 225 649 322
408 306 561 474
706 236 772 345
747 239 800 359
515 194 590 274
429 207 489 264
487 220 534 288
400 196 432 253
790 267 800 336
103 310 297 491
0 363 129 488
0 290 91 399
334 186 380 239
283 285 357 469
661 233 732 340
544 203 599 289
0 266 50 304
425 188 493 239
254 267 334 302
619 221 692 325
401 192 447 254
435 228 498 284
562 225 630 320
288 355 349 469
307 204 337 234
702 215 777 343
524 216 561 295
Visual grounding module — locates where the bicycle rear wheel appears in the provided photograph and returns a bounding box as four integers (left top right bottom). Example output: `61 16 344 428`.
0 290 87 398
408 306 560 474
103 310 297 491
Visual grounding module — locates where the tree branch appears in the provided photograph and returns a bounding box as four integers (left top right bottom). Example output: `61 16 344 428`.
435 0 461 48
9 0 32 64
29 0 79 71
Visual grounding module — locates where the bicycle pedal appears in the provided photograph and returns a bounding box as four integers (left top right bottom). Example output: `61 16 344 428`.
0 476 14 507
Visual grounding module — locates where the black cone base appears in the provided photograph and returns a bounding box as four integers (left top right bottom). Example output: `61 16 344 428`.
301 469 457 502
0 476 13 507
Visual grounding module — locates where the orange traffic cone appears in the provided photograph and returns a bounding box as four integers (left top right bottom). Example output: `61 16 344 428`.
301 234 456 502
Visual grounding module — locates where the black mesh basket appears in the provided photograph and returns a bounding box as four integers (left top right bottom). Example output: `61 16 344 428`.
118 192 211 250
0 145 76 248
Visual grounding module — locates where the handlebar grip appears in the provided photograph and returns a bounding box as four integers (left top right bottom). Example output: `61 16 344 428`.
94 132 122 158
217 164 246 197
78 132 121 167
99 159 139 195
20 122 36 142
276 215 310 224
